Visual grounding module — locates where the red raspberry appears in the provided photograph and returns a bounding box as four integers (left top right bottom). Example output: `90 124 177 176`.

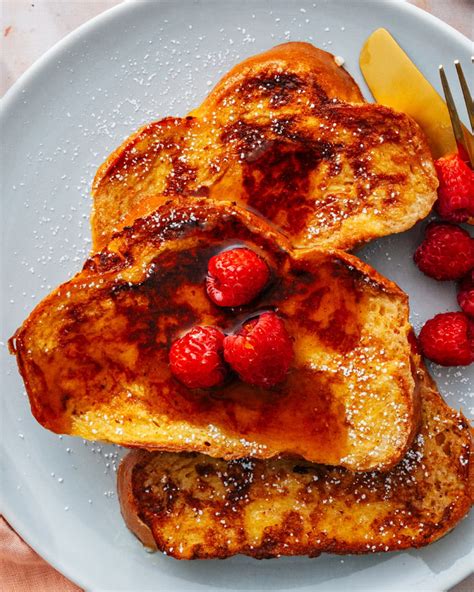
206 247 269 307
458 271 474 319
169 326 227 388
434 153 474 223
419 312 473 366
224 312 293 387
413 222 474 280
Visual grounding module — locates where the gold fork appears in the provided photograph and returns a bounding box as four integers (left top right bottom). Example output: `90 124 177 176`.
439 59 474 167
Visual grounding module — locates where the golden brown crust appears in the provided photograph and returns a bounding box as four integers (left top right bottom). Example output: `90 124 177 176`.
117 363 473 560
91 42 437 252
192 41 365 114
118 450 158 550
10 199 418 471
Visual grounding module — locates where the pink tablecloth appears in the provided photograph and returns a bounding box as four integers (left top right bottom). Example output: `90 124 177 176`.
0 518 81 592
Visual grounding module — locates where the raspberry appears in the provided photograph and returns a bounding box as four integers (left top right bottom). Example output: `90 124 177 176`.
458 271 474 319
434 153 474 223
224 312 293 387
419 312 473 366
169 326 227 388
206 247 269 307
413 222 474 281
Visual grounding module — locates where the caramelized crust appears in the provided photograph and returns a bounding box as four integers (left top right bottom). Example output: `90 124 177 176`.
92 42 437 252
10 200 418 471
118 364 473 560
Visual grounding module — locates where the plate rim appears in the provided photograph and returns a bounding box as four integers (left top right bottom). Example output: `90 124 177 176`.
1 1 472 590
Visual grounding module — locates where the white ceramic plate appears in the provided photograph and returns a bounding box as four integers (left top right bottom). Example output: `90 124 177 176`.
1 1 473 590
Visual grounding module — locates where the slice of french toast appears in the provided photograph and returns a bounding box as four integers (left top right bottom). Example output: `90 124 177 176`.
10 199 419 471
118 362 473 559
91 42 438 252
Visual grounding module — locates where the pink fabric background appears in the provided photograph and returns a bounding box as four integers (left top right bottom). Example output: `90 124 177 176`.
0 518 81 592
1 1 472 591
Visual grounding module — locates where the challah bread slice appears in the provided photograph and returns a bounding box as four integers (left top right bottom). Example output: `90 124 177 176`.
91 42 437 252
118 362 473 559
11 199 418 471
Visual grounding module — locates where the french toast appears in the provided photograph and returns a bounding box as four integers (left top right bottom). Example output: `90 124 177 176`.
118 362 473 559
91 42 438 252
10 199 419 471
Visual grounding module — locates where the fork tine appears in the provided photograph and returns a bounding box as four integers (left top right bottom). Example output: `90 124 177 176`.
439 65 464 146
439 65 473 166
454 60 474 132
